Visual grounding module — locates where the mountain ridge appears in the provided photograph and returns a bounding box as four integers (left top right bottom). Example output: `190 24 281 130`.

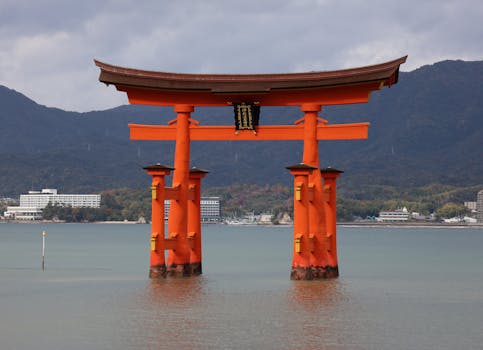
1 59 482 197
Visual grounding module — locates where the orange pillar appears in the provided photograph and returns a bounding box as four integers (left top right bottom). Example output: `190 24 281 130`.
144 164 173 278
167 104 194 276
188 167 209 275
321 167 343 278
300 104 329 278
287 163 317 280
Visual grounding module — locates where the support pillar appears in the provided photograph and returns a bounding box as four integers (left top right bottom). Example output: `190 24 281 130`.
187 167 209 275
167 104 194 276
144 164 173 278
320 167 344 278
287 163 317 280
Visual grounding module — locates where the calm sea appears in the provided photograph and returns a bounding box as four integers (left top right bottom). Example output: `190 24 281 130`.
1 223 482 350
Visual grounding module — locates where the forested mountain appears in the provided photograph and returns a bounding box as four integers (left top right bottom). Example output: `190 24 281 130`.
1 59 482 197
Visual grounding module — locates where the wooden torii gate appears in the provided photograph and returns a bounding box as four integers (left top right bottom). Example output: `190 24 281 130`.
95 56 406 280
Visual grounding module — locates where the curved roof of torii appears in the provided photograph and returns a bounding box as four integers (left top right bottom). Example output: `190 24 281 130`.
94 56 407 106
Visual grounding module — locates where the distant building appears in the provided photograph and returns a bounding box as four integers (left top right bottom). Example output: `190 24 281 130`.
464 201 477 211
3 207 43 220
443 217 462 224
3 189 101 221
199 197 222 222
464 216 477 224
376 207 410 222
411 212 427 221
19 189 100 208
259 214 274 224
477 190 483 223
164 196 221 222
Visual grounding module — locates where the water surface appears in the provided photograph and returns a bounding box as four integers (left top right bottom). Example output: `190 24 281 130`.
1 224 482 349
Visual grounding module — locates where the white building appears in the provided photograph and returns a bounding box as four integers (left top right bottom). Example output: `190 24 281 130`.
443 217 462 224
376 207 410 222
464 216 477 224
19 189 100 208
164 197 221 222
464 201 477 211
3 189 101 220
199 197 222 222
259 214 274 224
411 212 427 221
3 207 43 220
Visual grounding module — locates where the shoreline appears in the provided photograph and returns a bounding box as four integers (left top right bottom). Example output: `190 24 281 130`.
338 222 483 229
1 220 483 229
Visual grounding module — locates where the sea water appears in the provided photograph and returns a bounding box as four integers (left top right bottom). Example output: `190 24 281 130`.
1 223 482 349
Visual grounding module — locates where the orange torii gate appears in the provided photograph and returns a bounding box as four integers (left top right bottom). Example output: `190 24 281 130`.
95 56 406 280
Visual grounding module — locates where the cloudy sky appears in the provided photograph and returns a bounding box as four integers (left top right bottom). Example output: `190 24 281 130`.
1 0 482 112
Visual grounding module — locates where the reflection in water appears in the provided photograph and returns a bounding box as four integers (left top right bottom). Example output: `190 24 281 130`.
121 277 208 350
118 277 363 350
287 279 350 310
283 279 367 350
117 275 371 349
146 277 206 306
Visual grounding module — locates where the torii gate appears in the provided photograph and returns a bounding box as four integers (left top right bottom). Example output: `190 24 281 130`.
95 56 406 280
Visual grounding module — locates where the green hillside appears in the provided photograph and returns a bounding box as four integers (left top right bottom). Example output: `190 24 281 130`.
0 59 482 198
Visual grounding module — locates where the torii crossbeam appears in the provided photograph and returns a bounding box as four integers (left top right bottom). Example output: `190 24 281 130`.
95 55 406 279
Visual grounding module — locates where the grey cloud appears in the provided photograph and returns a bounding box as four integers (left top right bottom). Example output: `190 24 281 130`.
1 0 482 111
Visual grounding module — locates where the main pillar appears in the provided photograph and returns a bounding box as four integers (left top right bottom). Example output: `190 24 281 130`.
321 167 344 278
187 167 209 275
287 163 317 280
167 105 194 276
300 104 331 278
144 164 173 278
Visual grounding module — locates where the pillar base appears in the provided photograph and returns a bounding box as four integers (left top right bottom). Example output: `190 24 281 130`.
291 267 313 280
311 265 339 279
189 262 202 275
291 265 339 280
167 263 202 277
149 265 167 278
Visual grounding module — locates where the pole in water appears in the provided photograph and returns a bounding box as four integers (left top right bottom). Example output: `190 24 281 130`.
41 230 46 271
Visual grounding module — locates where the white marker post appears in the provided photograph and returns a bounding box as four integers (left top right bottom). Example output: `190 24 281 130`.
41 230 46 271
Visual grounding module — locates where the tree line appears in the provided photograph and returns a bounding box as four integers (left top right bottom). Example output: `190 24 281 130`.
37 183 479 223
42 188 151 222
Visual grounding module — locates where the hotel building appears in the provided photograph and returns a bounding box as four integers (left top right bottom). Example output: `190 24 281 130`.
164 196 221 222
4 189 101 220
